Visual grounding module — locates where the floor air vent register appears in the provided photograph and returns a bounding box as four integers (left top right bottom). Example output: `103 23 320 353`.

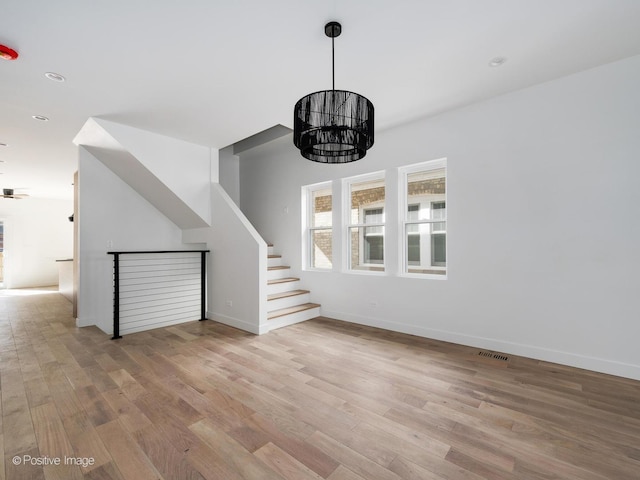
478 350 510 362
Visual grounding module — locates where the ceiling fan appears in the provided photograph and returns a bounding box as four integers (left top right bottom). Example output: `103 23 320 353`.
1 188 29 199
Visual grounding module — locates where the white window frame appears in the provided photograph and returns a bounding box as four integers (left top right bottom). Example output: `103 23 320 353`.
398 158 447 279
302 181 333 271
343 171 386 274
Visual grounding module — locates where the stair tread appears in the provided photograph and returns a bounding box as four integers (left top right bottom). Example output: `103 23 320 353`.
268 254 282 259
268 265 290 270
268 303 321 320
268 277 300 285
268 289 310 301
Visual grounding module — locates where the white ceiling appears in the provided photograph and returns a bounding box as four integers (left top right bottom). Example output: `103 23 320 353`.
1 0 639 200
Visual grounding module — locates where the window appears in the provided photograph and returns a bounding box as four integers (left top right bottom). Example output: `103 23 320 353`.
346 174 385 272
303 161 445 278
305 183 332 269
401 160 446 276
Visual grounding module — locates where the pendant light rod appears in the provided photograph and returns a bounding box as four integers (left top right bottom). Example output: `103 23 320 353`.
332 34 335 90
325 21 341 91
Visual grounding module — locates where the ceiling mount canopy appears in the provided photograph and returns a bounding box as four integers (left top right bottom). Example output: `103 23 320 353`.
293 21 374 163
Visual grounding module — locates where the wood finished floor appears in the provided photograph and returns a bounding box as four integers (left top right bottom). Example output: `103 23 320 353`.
1 290 640 480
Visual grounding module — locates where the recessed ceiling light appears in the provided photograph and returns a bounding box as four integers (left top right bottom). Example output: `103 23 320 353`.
489 56 507 67
45 72 65 82
32 115 49 121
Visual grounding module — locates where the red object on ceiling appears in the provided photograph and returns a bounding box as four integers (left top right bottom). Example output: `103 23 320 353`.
0 45 19 60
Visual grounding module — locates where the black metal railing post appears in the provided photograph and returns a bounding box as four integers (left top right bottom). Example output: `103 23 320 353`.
200 250 206 321
112 252 122 339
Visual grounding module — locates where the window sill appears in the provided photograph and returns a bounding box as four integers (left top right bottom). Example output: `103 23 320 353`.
345 268 387 276
399 272 448 280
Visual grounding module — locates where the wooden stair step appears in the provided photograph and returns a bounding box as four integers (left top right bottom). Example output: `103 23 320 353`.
268 265 290 271
268 254 282 259
268 303 320 320
267 277 300 285
268 289 310 301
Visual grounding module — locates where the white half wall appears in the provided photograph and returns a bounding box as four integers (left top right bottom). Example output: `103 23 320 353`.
77 147 205 334
239 55 640 380
0 197 73 288
206 183 267 334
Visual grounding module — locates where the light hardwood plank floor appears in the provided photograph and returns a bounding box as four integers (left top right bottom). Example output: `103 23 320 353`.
1 289 639 479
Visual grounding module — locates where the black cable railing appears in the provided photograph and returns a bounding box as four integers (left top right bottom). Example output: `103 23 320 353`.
108 250 209 339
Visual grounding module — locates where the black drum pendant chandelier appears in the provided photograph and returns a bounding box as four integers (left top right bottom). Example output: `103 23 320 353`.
293 22 374 163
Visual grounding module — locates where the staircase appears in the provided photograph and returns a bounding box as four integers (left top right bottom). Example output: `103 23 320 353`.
266 244 320 330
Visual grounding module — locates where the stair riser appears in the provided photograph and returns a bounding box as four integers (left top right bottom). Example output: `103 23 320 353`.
268 293 311 311
268 245 274 255
267 307 320 331
267 257 282 268
267 280 301 295
267 268 291 280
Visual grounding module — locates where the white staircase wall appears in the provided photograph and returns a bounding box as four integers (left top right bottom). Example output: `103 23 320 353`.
206 183 268 334
75 119 276 336
74 118 212 229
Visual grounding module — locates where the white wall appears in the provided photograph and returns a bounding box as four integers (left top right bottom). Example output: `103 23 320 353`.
77 147 205 333
239 55 640 380
219 145 240 205
205 183 266 334
0 197 73 288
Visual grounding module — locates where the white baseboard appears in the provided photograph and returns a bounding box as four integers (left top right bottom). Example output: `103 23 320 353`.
76 316 96 328
76 316 114 336
321 309 640 382
207 311 260 335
